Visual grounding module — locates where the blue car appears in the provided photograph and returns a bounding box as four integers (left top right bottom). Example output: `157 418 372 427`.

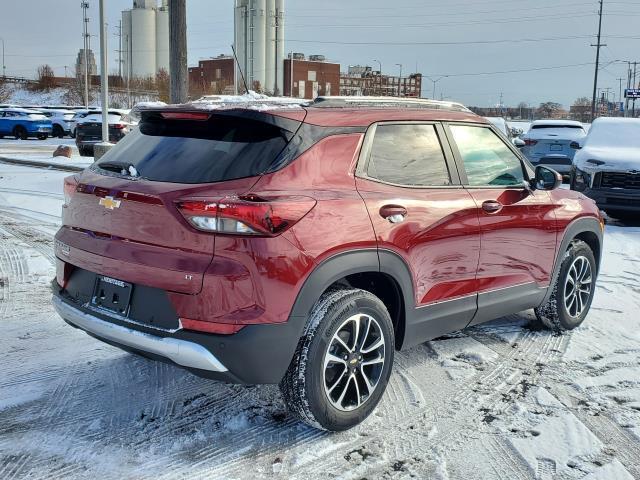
0 108 53 140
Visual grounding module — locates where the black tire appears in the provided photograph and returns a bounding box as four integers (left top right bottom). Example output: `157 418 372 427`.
78 147 89 157
52 124 64 138
13 126 27 140
37 133 48 140
280 288 395 431
535 240 596 332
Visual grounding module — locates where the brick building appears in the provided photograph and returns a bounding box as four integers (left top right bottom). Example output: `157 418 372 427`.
283 54 340 99
188 55 236 96
340 65 422 97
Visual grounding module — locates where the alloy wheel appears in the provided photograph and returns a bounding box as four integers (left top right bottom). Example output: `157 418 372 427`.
322 313 386 412
563 255 593 318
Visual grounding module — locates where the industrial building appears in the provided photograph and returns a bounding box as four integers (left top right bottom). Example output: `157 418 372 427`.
234 0 285 95
189 55 236 96
75 48 97 77
121 0 170 80
283 53 340 99
340 65 423 97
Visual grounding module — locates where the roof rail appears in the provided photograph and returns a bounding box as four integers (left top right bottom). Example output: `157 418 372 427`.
310 96 471 113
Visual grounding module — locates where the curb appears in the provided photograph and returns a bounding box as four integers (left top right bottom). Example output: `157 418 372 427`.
0 156 87 172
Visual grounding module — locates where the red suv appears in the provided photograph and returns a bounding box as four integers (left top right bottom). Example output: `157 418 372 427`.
52 97 603 431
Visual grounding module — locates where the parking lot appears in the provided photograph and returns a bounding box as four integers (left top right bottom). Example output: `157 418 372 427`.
1 138 639 479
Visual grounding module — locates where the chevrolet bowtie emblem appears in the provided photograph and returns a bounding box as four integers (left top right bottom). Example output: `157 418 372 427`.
99 196 121 210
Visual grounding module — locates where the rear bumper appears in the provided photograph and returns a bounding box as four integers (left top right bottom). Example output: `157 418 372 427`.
52 295 228 373
51 279 305 384
529 156 573 173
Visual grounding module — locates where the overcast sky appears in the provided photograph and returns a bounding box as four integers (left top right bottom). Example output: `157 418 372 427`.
1 0 638 107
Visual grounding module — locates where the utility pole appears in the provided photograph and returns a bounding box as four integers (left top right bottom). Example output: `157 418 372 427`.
396 63 402 97
81 1 91 108
98 0 109 143
590 0 606 121
169 0 188 104
0 37 5 78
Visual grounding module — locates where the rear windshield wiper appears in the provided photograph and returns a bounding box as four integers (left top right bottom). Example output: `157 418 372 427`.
97 161 139 178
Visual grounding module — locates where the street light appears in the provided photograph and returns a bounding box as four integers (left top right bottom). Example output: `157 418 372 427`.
426 75 448 100
373 59 382 96
396 63 402 97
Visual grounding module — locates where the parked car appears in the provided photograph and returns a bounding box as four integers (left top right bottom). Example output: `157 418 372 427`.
41 109 76 138
570 117 640 219
52 97 603 431
519 120 587 174
486 117 529 148
75 110 135 156
0 108 53 140
68 108 99 137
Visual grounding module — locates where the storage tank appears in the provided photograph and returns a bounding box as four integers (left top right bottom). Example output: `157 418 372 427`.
251 0 267 91
122 9 132 79
275 0 285 95
155 7 170 73
265 0 276 94
131 7 157 78
235 0 249 90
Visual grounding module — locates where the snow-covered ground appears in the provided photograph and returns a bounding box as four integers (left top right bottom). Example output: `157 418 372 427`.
1 163 639 479
0 138 92 170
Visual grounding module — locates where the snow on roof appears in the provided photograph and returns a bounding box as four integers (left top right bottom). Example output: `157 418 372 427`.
134 92 308 115
585 117 640 148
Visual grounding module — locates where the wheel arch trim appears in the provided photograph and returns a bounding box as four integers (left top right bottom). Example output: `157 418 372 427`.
540 216 603 307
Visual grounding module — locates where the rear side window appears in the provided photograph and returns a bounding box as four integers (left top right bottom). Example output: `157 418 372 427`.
366 124 451 186
95 114 294 184
450 125 524 186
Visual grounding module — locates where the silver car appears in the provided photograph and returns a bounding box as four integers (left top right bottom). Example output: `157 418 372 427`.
519 120 587 174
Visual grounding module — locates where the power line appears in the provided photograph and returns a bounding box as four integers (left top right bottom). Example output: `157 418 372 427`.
288 34 596 47
287 12 599 29
428 62 595 78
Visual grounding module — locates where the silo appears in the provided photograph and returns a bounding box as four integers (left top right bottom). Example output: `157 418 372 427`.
250 0 266 91
131 6 157 78
155 7 170 73
265 0 276 94
275 0 285 95
122 9 132 80
235 0 249 90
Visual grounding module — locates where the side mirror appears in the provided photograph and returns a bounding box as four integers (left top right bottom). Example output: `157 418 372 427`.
570 141 582 150
513 138 526 148
533 165 562 191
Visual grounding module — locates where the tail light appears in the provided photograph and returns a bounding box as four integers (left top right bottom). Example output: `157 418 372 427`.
176 195 316 236
110 123 126 129
524 139 538 146
63 176 79 206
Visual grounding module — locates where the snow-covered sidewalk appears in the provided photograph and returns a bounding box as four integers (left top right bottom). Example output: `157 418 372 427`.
0 139 93 171
0 163 639 479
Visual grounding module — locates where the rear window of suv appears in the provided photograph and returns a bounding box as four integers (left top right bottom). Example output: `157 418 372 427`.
95 113 296 184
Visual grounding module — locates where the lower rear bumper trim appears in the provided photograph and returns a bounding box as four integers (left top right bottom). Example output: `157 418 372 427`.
52 296 228 373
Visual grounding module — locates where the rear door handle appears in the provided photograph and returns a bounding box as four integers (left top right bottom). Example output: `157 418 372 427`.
380 205 407 223
482 200 503 214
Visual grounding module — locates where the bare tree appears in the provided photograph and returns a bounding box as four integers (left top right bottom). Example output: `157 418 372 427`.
32 64 56 91
0 76 10 102
536 102 564 119
156 68 170 103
